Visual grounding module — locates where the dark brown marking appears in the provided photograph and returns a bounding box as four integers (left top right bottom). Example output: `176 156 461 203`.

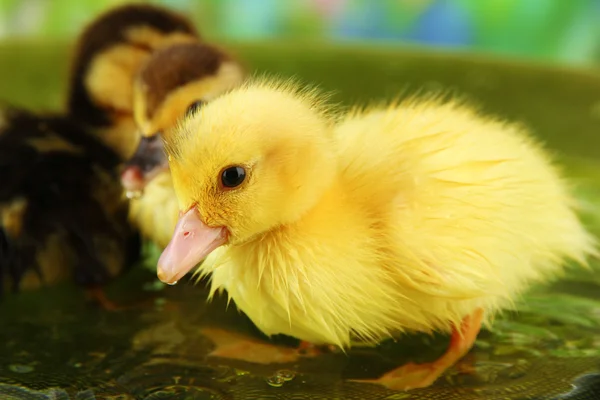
138 42 230 118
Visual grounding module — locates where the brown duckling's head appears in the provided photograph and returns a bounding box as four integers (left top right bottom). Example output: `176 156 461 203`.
120 42 246 196
66 3 199 157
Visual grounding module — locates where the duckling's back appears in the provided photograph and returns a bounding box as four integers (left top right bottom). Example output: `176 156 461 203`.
335 97 596 323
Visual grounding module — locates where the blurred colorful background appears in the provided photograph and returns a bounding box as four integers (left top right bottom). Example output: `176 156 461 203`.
0 0 599 66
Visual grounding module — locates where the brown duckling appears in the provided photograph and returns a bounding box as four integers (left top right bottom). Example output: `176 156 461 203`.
0 3 206 306
120 42 246 248
0 104 140 306
65 3 200 160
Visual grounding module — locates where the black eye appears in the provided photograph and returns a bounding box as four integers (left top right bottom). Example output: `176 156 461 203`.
186 100 206 117
220 166 246 188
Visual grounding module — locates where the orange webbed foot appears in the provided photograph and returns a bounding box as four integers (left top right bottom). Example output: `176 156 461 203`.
201 328 318 365
352 308 484 391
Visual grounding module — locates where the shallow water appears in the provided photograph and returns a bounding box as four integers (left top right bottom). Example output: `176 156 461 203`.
0 157 599 400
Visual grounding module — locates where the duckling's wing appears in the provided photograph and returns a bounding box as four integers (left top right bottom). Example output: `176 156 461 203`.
335 100 594 302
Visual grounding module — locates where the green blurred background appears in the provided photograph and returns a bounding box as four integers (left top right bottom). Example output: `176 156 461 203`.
0 0 599 66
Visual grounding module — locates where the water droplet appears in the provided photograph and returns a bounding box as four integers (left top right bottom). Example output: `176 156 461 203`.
265 369 296 387
265 375 285 387
126 190 143 199
167 280 178 286
276 369 296 382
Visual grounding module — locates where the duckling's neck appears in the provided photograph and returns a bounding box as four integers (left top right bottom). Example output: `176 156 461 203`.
294 180 351 230
249 178 362 253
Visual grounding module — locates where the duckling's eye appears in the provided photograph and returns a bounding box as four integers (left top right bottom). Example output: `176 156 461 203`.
221 166 246 188
185 100 206 117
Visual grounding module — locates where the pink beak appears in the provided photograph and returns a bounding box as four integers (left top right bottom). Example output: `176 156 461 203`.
157 207 228 284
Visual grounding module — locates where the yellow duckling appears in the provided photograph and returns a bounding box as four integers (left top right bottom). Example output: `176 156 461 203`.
156 78 597 391
121 42 246 248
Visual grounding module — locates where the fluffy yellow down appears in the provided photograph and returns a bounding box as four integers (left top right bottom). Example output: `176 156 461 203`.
166 78 597 350
128 171 179 249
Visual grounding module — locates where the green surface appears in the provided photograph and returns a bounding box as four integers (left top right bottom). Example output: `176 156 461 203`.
0 40 599 399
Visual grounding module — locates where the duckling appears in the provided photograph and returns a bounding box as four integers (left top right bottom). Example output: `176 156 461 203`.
66 3 199 160
120 42 245 248
156 78 597 391
0 104 140 304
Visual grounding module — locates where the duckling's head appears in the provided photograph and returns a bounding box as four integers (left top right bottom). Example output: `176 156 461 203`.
121 42 245 195
157 79 336 284
66 3 199 159
67 3 198 128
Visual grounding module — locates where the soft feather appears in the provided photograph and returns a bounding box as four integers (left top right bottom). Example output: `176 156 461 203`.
127 172 180 248
160 76 597 365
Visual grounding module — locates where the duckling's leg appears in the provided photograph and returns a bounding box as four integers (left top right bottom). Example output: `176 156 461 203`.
354 308 484 391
